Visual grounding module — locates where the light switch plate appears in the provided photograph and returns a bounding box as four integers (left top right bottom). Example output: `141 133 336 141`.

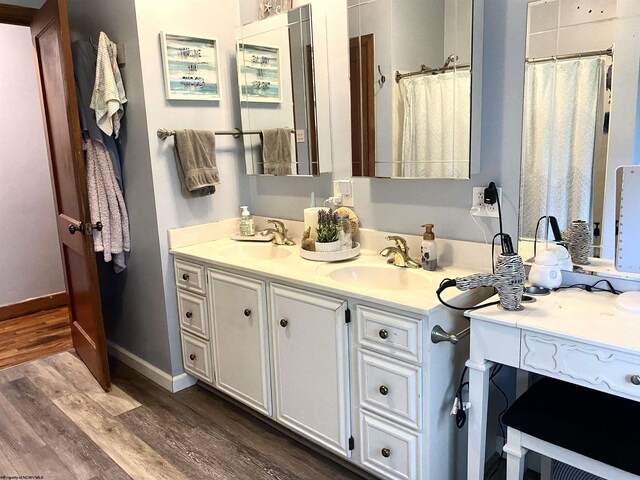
333 180 354 207
471 186 502 218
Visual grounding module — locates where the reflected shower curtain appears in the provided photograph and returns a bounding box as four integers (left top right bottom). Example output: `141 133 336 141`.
520 58 604 239
398 70 470 179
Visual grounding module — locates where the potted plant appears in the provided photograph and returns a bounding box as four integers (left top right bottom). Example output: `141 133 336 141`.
316 209 340 252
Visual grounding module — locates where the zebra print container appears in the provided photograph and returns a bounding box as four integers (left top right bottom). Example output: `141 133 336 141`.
567 220 591 265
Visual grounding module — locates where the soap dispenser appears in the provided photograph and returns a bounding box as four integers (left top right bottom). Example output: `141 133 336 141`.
239 206 255 236
421 224 437 271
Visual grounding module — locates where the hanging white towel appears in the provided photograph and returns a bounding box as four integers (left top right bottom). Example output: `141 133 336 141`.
90 32 127 138
398 70 470 179
85 138 131 272
519 58 604 239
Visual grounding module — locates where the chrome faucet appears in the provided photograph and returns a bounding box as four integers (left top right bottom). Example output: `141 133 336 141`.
263 219 295 246
380 235 421 268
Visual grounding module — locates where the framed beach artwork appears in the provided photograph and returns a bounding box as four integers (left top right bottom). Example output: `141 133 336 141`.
237 42 282 103
160 32 221 101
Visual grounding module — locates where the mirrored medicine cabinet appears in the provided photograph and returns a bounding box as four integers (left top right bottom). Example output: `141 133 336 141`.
347 0 482 179
518 0 640 279
235 4 332 177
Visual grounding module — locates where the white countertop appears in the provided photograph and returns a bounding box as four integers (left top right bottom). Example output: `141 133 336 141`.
170 238 485 317
470 289 640 355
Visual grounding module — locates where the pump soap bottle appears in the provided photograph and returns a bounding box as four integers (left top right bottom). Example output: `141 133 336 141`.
239 206 255 236
420 224 437 271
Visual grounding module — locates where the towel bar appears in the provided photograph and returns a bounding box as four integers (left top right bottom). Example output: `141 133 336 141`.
157 128 296 140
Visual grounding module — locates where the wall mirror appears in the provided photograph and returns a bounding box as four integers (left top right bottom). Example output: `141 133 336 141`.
347 0 480 179
518 0 640 279
235 4 331 176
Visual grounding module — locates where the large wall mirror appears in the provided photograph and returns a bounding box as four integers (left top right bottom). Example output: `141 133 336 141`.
347 0 480 179
235 5 331 176
518 0 640 277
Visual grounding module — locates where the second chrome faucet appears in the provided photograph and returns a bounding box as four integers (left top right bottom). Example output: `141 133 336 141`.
380 235 421 268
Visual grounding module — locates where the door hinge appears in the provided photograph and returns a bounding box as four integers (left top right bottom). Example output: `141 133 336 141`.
345 307 351 324
348 436 355 450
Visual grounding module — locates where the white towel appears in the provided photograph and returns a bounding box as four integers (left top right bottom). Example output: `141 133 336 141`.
90 32 127 138
398 70 470 179
85 138 131 272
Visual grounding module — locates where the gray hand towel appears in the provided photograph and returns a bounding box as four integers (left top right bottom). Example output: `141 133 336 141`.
174 129 220 198
261 128 292 176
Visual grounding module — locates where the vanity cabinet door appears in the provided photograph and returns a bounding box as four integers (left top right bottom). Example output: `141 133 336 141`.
208 270 271 416
269 284 351 458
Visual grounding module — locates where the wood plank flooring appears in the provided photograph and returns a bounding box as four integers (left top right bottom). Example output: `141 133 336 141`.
0 352 365 480
0 306 71 369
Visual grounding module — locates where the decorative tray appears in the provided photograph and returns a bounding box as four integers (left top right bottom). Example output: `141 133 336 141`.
230 232 274 242
299 243 361 262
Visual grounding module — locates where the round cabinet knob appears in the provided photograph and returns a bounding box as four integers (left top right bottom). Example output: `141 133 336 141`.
381 448 391 458
631 375 640 386
280 319 288 328
189 353 196 361
244 309 252 317
379 385 389 396
182 273 189 281
185 312 192 319
379 329 389 340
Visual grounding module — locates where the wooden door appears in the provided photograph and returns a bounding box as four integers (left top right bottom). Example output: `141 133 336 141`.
269 284 351 458
30 0 110 390
349 34 375 177
209 270 271 416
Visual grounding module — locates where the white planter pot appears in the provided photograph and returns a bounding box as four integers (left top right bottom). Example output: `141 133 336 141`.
315 240 341 252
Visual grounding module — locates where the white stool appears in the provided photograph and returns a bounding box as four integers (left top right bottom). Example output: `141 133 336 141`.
502 378 640 480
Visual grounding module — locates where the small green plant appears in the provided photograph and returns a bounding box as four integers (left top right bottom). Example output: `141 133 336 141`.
316 209 339 243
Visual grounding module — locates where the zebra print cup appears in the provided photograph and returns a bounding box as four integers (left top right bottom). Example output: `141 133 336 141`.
567 220 591 265
456 253 525 311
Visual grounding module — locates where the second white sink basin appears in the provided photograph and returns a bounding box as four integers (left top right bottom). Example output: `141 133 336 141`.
219 243 292 261
328 265 432 291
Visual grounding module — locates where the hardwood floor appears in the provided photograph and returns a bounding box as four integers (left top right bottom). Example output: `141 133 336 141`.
0 306 71 369
0 352 365 480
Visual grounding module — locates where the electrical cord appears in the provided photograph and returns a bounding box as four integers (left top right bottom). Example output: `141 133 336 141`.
553 279 622 295
454 364 505 430
486 374 510 480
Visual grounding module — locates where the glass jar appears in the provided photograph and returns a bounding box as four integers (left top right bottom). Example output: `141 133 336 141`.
336 213 353 250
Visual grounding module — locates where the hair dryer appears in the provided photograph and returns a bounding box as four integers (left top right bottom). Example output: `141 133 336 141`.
437 253 526 311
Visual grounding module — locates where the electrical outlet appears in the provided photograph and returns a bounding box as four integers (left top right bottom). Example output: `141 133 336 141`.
333 180 354 207
471 186 502 218
296 130 305 143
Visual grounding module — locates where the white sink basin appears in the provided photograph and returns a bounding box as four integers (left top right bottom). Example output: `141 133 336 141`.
328 265 432 291
219 243 292 261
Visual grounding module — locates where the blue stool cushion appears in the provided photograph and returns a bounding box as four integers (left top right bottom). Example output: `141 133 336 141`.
503 377 640 475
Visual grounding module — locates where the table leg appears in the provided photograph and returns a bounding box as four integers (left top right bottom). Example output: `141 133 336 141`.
466 358 493 480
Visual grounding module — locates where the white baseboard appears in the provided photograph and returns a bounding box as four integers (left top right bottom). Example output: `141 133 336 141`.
107 342 197 393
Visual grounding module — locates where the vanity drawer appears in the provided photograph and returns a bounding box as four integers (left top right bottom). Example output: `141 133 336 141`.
356 306 422 363
359 410 421 480
177 290 209 339
175 260 206 295
181 333 213 383
521 331 640 402
358 349 422 430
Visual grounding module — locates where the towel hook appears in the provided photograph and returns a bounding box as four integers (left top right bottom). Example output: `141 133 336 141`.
377 65 386 88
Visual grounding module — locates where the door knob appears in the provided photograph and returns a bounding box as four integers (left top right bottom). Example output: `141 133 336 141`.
379 329 389 339
185 312 192 319
92 221 103 231
182 273 189 281
189 353 196 361
631 375 640 386
68 224 81 235
381 448 391 458
379 385 389 396
280 319 288 327
244 309 252 317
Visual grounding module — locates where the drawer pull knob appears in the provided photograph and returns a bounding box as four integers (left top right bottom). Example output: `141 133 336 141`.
379 329 389 339
631 375 640 386
379 385 389 396
185 312 193 319
381 448 391 458
189 353 196 361
182 273 190 281
280 319 288 328
244 309 252 317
